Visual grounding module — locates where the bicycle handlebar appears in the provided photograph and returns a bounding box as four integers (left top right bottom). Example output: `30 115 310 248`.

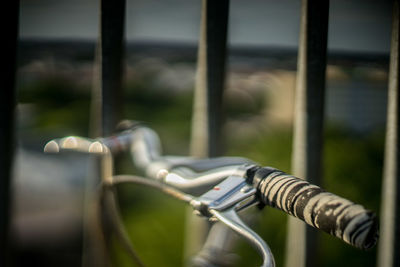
45 122 379 253
247 166 378 250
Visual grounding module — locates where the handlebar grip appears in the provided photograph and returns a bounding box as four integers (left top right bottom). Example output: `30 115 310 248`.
251 167 378 250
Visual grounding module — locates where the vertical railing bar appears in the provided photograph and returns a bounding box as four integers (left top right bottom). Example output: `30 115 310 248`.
185 0 230 263
204 0 229 157
285 1 329 267
378 0 400 266
91 0 126 137
0 1 19 266
190 0 229 158
84 0 126 266
99 0 125 136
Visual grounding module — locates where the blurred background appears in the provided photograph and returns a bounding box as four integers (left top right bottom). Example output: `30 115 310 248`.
13 0 390 266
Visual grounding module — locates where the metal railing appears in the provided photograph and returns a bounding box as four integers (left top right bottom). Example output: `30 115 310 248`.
378 1 400 267
2 0 399 267
1 1 19 267
285 1 329 266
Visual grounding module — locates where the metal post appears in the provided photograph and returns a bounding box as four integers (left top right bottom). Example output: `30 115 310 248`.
378 1 400 266
186 0 229 263
84 0 126 266
190 0 229 158
0 1 19 266
285 1 329 267
91 0 126 137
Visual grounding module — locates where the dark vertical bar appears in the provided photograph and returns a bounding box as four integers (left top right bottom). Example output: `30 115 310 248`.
186 0 229 263
190 0 229 158
84 1 126 266
378 1 400 266
100 0 125 136
0 1 19 266
205 0 229 157
285 1 329 267
92 0 125 137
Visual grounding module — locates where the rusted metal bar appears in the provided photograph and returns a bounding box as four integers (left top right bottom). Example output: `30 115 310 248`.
285 1 329 267
378 1 400 266
186 0 229 263
0 1 19 266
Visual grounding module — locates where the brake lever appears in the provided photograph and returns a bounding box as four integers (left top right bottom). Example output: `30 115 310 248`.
190 169 275 267
209 209 274 267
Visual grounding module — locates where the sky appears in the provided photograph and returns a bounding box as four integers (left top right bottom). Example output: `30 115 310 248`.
19 0 393 53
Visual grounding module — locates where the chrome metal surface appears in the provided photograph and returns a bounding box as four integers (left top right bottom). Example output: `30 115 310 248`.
210 209 275 267
198 175 256 211
162 166 242 194
190 171 273 266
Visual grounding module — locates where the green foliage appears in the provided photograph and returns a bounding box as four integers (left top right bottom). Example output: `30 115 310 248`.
123 80 193 155
18 76 91 136
113 185 186 267
319 127 383 267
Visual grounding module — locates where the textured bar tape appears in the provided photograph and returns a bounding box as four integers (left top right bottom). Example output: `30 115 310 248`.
251 167 378 250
